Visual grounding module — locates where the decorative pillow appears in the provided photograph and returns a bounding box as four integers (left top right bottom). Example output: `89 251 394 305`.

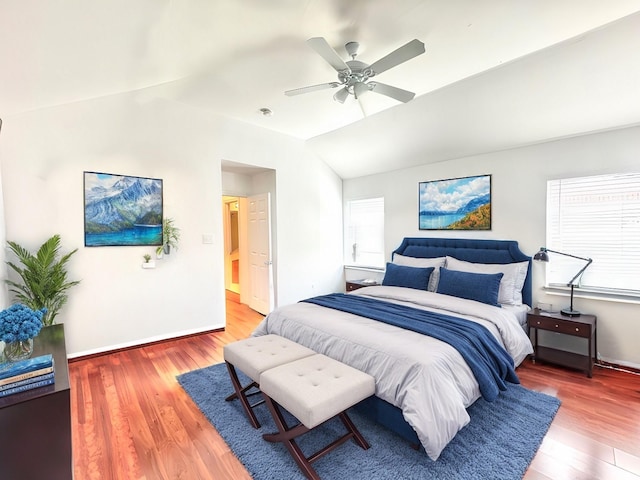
436 267 503 307
444 256 528 305
392 255 446 292
382 263 435 291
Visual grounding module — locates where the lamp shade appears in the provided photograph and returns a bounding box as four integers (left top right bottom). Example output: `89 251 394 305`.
533 248 549 262
353 81 370 99
333 87 349 104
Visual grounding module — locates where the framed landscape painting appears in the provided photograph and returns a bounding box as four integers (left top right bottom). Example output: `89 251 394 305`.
419 174 491 230
84 171 163 247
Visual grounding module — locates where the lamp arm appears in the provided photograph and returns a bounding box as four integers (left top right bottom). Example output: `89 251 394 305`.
542 248 591 263
567 258 593 286
537 248 593 286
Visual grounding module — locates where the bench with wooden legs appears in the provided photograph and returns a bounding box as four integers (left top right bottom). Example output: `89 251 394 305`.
259 353 376 480
223 334 315 428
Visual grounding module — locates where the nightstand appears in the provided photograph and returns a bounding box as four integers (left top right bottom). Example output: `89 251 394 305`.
527 310 597 377
346 280 379 292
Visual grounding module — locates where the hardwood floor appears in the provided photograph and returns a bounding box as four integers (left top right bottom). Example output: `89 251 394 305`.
69 292 640 479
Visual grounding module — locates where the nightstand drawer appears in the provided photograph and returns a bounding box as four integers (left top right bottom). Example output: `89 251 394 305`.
528 316 591 338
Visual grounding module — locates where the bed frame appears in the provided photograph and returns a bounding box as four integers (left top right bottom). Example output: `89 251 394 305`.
392 237 532 307
355 237 532 448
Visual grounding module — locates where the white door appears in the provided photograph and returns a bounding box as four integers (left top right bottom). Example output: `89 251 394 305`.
248 193 273 315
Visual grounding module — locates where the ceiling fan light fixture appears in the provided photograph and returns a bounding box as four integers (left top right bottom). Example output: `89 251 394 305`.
353 81 370 99
333 87 349 104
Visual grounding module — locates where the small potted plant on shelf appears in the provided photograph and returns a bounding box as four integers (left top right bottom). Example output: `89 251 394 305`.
142 253 155 269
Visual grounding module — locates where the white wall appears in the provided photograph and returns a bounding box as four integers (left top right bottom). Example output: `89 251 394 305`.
343 125 640 368
0 92 343 356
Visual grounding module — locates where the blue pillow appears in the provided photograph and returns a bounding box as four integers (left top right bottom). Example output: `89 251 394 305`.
382 263 434 291
436 267 503 307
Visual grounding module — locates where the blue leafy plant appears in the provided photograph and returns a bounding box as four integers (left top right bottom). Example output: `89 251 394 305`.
0 304 46 343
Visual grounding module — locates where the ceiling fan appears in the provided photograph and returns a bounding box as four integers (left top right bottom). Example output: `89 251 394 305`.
285 37 425 104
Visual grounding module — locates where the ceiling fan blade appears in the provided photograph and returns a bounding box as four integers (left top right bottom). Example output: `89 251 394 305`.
370 82 416 103
285 82 340 96
307 37 350 72
333 87 349 103
368 39 425 75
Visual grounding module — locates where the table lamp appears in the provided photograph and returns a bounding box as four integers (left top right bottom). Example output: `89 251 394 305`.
534 247 592 317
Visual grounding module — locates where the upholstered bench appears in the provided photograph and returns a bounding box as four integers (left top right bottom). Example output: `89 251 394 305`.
223 334 315 428
259 353 376 480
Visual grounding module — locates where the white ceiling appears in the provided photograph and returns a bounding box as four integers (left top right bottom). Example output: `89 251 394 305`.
2 1 640 178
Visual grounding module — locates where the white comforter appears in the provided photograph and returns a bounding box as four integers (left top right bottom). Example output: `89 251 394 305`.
252 286 533 460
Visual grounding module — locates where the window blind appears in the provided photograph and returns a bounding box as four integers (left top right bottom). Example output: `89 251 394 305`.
344 197 385 268
546 173 640 295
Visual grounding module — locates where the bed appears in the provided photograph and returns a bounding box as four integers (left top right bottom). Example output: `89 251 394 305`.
252 237 534 460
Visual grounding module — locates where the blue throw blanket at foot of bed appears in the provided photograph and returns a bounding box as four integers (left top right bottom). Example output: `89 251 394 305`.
302 293 518 401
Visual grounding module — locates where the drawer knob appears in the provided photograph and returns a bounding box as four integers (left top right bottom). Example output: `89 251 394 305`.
576 328 579 332
555 324 559 328
537 321 541 325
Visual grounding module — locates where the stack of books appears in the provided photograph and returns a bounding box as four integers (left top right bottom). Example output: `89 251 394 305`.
0 354 55 398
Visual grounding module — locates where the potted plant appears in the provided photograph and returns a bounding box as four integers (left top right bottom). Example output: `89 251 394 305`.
156 217 180 255
142 253 155 269
5 234 80 327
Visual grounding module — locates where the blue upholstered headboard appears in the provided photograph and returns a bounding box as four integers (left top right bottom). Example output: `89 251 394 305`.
392 237 533 307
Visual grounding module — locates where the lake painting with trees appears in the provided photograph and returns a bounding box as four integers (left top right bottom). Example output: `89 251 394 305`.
84 171 163 246
419 174 491 230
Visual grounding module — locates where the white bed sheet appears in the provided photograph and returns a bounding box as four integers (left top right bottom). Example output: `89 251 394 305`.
252 286 533 460
501 303 531 330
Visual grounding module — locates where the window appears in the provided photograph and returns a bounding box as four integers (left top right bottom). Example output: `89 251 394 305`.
545 173 640 295
344 197 385 268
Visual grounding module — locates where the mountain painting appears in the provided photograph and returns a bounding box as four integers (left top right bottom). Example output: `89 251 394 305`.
419 174 491 230
84 172 163 246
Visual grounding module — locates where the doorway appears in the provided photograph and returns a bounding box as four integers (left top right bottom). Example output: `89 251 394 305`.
221 161 277 315
223 196 240 294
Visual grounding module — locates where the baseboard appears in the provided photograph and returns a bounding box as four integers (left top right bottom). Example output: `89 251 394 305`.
597 359 640 375
67 326 224 362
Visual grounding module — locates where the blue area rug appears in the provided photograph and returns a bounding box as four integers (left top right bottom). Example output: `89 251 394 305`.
178 363 560 480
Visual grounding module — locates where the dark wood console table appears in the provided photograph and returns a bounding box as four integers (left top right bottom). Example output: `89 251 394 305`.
0 324 72 479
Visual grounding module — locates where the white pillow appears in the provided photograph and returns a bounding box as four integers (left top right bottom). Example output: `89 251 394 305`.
444 256 528 306
393 255 446 292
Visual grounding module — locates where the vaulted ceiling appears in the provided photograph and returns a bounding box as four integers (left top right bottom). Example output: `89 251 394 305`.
2 1 639 178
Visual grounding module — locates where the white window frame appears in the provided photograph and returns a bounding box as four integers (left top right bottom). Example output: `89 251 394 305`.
544 172 640 299
344 197 385 270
